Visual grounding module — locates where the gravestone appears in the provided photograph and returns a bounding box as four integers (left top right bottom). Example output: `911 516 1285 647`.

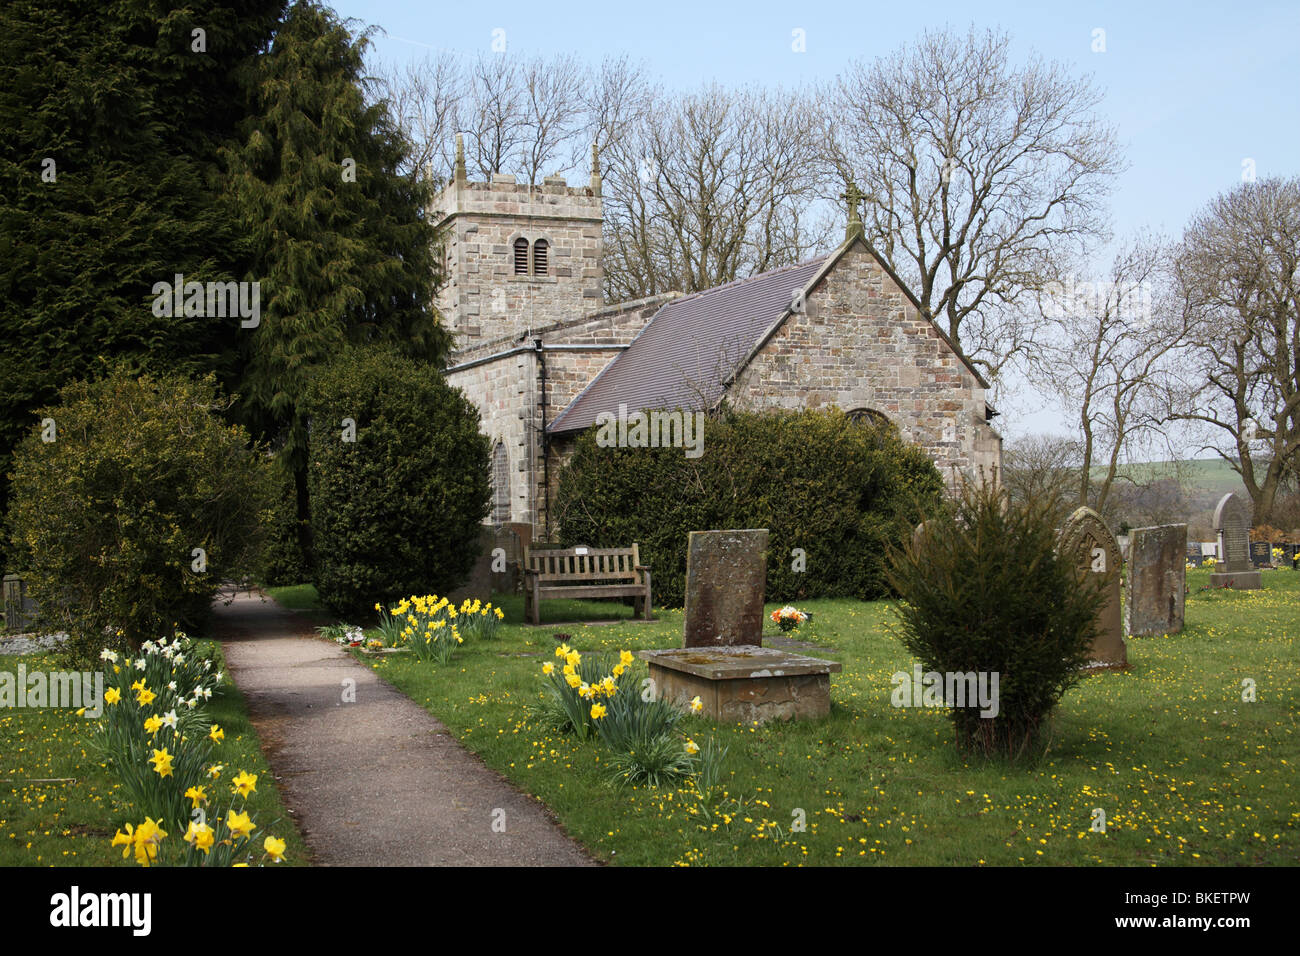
1201 541 1218 559
1286 543 1300 568
1249 541 1273 568
1058 507 1127 669
641 527 840 722
682 529 769 647
1210 493 1261 589
1127 525 1186 636
1186 541 1203 567
2 574 37 633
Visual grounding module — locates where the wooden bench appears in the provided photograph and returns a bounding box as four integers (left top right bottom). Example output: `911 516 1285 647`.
523 544 652 625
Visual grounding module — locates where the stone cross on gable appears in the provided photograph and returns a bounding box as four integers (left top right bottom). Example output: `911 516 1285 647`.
841 181 866 240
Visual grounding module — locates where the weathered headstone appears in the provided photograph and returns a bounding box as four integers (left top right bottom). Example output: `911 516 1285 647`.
2 574 37 633
1210 493 1261 589
1249 541 1273 568
1201 541 1218 559
1186 541 1203 567
1059 507 1127 669
682 529 769 648
1127 525 1187 636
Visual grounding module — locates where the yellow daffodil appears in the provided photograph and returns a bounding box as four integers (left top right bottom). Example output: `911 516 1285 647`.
685 739 700 755
264 836 287 863
230 770 258 799
555 643 571 658
143 714 163 735
184 820 215 855
619 650 635 667
148 748 173 778
690 696 703 714
104 687 121 706
207 763 224 780
565 673 582 689
565 650 581 666
136 687 156 706
209 724 224 743
226 810 255 840
612 664 625 678
184 785 207 809
590 703 607 720
542 662 554 675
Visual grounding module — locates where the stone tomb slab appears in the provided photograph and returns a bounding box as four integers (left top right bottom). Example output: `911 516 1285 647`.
640 646 841 723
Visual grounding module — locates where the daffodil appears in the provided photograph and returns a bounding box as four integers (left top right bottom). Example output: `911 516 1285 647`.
226 810 255 840
148 748 173 778
690 696 703 714
685 739 700 755
263 836 287 863
555 643 571 659
565 650 581 666
209 724 224 743
230 770 258 799
565 673 582 689
184 785 207 809
184 820 215 855
136 687 156 706
619 650 635 667
542 662 554 675
104 687 121 706
590 703 607 720
143 714 163 735
160 710 178 730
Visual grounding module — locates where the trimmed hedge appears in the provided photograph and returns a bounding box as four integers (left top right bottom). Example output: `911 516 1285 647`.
305 348 491 618
553 408 944 607
258 463 310 587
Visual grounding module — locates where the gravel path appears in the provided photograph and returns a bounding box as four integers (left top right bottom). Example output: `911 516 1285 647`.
214 589 595 867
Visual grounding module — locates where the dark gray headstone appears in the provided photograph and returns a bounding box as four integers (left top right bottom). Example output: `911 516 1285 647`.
1059 507 1126 669
1186 541 1203 567
683 529 769 648
2 574 38 633
1127 525 1186 636
1249 541 1273 568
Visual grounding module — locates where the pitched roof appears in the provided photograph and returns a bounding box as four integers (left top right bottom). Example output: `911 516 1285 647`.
548 256 831 434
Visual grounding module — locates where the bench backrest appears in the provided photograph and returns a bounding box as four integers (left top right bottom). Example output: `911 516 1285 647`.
525 544 641 582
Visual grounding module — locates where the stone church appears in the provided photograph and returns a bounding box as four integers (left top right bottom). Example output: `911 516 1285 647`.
434 136 1002 543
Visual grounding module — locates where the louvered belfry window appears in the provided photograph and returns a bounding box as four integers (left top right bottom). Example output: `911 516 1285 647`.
532 238 549 276
513 237 529 275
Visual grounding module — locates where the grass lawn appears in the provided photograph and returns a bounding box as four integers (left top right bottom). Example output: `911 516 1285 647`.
0 640 309 867
346 569 1298 867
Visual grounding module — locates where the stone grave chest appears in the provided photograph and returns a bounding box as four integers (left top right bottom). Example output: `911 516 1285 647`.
640 528 840 722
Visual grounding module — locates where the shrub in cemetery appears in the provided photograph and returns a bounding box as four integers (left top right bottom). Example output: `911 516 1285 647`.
886 482 1106 759
5 371 271 666
305 349 491 618
554 408 943 607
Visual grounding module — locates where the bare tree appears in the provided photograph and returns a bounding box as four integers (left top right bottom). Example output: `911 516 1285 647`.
828 25 1123 381
373 51 464 183
1001 433 1080 523
1167 176 1300 525
1029 235 1187 515
601 84 829 300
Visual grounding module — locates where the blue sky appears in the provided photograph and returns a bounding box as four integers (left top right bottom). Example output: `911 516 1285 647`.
332 0 1300 446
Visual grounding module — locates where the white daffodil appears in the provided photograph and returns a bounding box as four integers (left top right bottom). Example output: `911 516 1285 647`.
135 659 147 671
161 710 178 730
167 681 177 692
186 699 198 709
100 649 118 663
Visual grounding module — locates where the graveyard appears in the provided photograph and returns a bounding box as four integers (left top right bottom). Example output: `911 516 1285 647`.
312 562 1298 867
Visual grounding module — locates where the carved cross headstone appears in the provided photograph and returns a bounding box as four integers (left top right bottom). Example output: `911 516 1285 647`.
683 529 769 648
1058 507 1127 669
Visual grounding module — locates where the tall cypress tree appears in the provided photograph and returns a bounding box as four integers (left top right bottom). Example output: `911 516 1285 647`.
0 0 284 564
223 0 450 540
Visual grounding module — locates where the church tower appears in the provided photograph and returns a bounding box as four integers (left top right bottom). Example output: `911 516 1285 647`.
431 136 605 347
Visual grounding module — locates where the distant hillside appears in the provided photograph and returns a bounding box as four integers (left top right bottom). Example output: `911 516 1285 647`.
1103 457 1248 500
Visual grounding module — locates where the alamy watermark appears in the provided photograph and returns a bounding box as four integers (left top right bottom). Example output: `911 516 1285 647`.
151 273 260 328
595 403 704 458
0 664 104 718
1039 275 1153 326
890 665 1000 718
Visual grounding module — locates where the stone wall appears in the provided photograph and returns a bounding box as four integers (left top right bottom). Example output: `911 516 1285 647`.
446 295 671 534
431 173 603 346
728 243 1002 485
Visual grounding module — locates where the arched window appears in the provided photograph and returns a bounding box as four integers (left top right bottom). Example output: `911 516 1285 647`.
491 441 510 525
532 238 549 276
512 238 529 275
847 408 890 428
